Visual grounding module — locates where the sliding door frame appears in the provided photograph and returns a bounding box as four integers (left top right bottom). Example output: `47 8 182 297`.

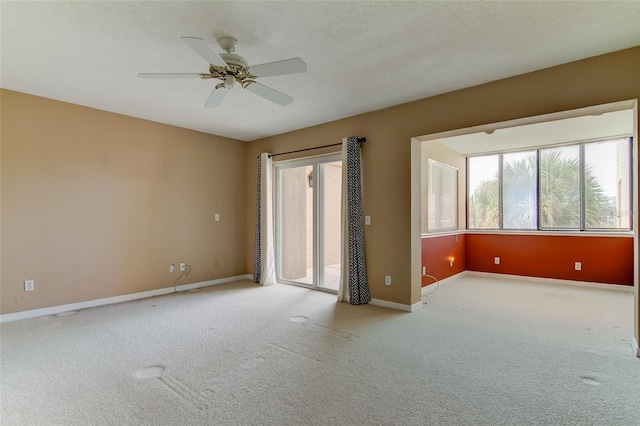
274 153 342 293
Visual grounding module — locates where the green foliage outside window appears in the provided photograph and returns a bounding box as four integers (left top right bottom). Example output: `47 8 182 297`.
468 140 627 230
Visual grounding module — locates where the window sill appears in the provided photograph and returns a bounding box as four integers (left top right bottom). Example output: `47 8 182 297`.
422 230 633 238
465 229 634 238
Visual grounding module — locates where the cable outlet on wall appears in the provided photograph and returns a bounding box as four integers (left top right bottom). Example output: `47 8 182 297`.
169 264 176 273
180 263 186 272
494 257 500 265
24 279 35 292
575 262 582 271
385 275 392 286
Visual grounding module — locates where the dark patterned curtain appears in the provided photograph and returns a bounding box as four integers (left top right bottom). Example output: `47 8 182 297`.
253 154 262 283
338 136 371 305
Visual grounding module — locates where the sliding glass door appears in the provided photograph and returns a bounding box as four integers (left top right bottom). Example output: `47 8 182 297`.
275 154 342 292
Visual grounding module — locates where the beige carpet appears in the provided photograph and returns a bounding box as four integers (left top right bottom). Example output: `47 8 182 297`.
1 275 639 425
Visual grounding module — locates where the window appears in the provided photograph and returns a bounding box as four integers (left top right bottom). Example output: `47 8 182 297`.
584 139 631 229
503 150 537 229
427 159 458 232
467 155 499 229
467 138 631 231
539 145 580 228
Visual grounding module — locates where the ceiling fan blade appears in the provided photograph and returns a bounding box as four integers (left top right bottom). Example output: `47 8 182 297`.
181 36 228 67
246 82 293 106
248 58 307 78
204 87 229 108
138 73 203 79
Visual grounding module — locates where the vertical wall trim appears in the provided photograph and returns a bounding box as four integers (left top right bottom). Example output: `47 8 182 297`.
411 138 423 306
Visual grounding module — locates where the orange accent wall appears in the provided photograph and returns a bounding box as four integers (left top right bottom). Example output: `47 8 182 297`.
465 234 633 285
422 233 633 286
421 234 466 286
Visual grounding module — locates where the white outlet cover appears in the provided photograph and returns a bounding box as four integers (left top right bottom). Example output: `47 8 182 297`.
215 213 220 222
24 280 35 291
385 275 391 285
180 263 186 272
494 257 500 265
365 216 371 225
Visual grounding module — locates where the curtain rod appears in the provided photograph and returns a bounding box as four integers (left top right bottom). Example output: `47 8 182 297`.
268 137 366 158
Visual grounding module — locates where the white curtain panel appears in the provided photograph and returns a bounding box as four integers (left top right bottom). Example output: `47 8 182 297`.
338 137 371 304
253 153 276 285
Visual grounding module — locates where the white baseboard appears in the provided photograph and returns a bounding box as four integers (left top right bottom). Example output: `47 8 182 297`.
465 271 634 292
633 337 640 358
370 298 423 312
421 271 467 296
175 274 253 291
0 275 252 323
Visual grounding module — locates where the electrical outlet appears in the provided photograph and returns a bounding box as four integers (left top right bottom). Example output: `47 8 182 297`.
215 213 220 222
385 275 391 286
214 258 220 267
575 262 582 271
180 262 186 272
24 280 35 292
170 264 176 273
365 216 371 225
494 257 500 265
422 266 426 275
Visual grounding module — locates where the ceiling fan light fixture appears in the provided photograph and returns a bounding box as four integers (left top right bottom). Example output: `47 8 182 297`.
223 75 236 89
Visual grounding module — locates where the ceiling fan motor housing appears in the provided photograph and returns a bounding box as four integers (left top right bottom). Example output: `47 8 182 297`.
208 52 255 85
220 53 248 68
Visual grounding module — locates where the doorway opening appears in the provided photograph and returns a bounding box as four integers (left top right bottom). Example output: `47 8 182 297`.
275 153 342 292
411 99 639 355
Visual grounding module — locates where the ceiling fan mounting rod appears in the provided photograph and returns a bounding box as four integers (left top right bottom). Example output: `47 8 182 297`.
218 36 238 54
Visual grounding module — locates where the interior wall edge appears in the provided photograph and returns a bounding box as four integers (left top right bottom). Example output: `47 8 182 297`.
369 298 423 313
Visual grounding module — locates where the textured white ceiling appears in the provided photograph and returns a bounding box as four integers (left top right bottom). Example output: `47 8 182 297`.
2 1 639 141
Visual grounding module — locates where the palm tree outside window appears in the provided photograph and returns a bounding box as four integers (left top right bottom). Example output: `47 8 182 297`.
467 138 631 231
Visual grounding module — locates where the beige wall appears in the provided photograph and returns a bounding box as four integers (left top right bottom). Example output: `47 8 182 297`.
1 90 247 314
246 47 640 316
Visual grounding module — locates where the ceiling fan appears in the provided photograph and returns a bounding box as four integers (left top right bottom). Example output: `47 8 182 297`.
138 36 306 107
